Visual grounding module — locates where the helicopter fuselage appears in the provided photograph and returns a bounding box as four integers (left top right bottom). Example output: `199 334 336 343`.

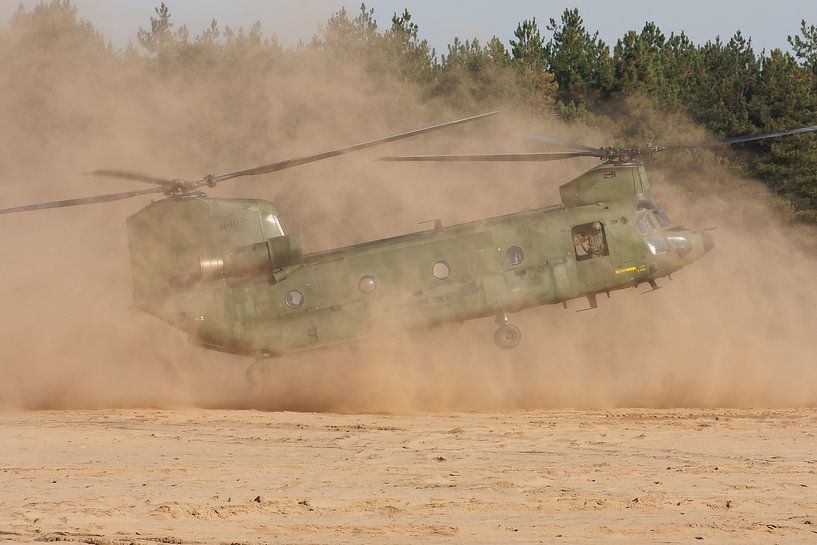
126 160 712 357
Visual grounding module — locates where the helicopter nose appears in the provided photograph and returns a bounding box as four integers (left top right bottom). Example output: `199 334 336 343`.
701 232 715 253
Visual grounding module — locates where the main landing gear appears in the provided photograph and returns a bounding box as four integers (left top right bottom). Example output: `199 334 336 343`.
493 313 521 350
246 352 273 386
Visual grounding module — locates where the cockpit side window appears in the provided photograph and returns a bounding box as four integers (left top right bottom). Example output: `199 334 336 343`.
572 221 609 262
263 213 285 237
652 208 671 228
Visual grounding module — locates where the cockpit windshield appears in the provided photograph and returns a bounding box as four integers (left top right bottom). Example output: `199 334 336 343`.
636 211 657 234
637 201 672 228
635 201 676 255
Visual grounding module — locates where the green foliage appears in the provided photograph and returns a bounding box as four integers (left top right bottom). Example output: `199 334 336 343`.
503 19 557 113
318 4 378 60
545 9 613 105
689 33 760 136
612 22 684 106
788 19 817 74
747 49 817 210
438 37 500 104
382 9 436 85
136 2 172 54
315 4 435 87
510 18 546 68
436 35 555 112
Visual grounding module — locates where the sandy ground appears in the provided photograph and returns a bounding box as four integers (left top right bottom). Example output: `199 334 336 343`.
0 409 815 544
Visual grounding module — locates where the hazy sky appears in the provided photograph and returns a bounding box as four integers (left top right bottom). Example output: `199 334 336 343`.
2 1 817 56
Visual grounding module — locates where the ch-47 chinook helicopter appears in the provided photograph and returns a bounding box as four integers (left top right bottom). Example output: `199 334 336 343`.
2 111 816 382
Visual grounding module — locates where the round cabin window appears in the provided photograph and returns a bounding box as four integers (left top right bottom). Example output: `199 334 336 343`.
284 290 304 309
505 245 525 265
359 275 377 294
432 261 451 280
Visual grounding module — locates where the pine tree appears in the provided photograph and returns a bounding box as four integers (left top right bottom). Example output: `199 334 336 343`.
544 8 613 107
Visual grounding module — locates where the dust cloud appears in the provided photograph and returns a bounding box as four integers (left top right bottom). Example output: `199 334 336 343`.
0 5 815 412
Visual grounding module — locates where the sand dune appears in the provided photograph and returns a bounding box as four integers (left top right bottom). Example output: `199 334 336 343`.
1 408 815 543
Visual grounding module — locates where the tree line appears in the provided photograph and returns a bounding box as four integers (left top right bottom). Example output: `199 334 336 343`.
5 1 817 223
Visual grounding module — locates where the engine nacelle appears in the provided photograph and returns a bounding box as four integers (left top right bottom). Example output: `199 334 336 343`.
199 234 302 280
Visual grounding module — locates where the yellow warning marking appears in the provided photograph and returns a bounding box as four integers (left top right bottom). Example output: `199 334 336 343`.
615 266 638 274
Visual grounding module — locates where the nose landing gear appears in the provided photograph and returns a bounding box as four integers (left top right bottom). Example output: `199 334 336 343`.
493 313 521 349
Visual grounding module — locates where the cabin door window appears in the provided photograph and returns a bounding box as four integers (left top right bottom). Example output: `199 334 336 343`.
571 222 609 261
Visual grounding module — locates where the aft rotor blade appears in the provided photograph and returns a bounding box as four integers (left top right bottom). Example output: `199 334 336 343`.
89 169 178 189
380 151 603 162
212 111 500 183
523 132 601 153
0 187 163 215
662 125 817 151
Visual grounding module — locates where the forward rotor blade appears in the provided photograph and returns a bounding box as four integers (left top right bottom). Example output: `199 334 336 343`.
212 111 500 183
662 125 817 151
523 132 601 152
0 187 163 215
89 169 178 188
380 151 603 162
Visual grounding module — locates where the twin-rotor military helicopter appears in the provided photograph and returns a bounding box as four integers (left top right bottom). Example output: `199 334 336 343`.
2 111 815 382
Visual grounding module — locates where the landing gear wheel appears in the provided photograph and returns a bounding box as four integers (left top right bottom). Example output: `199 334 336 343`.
246 360 271 386
493 324 521 349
